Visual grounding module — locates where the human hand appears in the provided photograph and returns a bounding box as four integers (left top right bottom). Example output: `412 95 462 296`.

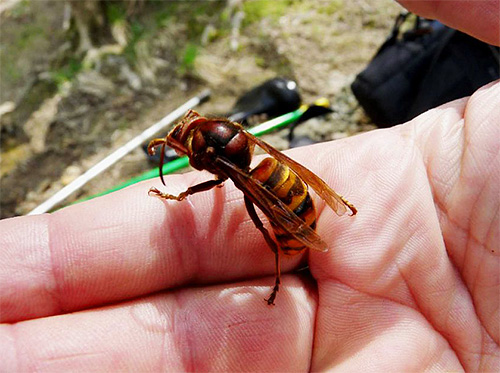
2 0 499 369
1 79 498 371
398 0 500 46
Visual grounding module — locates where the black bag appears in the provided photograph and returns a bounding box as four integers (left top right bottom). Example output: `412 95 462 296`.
351 13 500 126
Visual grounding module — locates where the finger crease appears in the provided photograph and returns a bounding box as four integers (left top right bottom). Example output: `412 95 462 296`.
172 290 195 372
46 214 65 314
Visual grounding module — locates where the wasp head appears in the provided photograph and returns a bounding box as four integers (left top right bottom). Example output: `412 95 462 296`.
147 110 206 186
165 109 207 156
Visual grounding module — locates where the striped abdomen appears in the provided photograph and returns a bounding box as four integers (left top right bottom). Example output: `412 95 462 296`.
250 157 317 255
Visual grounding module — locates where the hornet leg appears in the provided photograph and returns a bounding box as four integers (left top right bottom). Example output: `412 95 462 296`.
244 196 281 305
149 178 225 201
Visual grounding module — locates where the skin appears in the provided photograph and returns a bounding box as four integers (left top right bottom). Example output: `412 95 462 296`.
397 0 500 45
1 3 499 371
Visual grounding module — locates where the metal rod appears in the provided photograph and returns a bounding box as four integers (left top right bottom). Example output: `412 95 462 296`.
27 89 211 215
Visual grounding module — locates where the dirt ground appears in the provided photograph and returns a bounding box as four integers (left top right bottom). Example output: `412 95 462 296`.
0 0 403 218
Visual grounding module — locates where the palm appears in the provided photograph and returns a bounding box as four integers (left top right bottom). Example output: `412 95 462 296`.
310 81 499 370
1 83 498 371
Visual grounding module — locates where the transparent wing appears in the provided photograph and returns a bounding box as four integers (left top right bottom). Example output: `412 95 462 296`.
244 131 357 216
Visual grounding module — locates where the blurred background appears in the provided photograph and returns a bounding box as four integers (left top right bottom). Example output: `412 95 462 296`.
2 0 481 218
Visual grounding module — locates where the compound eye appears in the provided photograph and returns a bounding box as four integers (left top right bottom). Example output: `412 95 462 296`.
170 125 182 140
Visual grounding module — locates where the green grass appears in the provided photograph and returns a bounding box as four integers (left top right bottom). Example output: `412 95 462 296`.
317 0 344 15
123 20 146 64
179 43 199 75
242 0 293 25
0 2 52 95
106 2 127 24
51 57 83 87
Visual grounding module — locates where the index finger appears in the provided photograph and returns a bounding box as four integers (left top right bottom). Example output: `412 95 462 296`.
0 173 268 322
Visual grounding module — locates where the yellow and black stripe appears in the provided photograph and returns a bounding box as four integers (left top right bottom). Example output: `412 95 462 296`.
251 157 317 255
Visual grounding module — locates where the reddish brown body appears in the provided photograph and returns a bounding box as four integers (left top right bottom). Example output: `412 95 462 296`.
148 110 356 305
189 119 254 173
